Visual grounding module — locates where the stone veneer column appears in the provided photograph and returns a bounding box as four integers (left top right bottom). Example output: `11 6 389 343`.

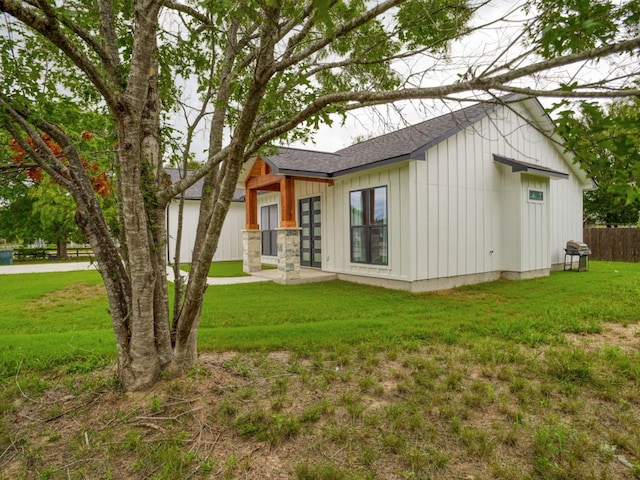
242 229 262 274
277 228 302 282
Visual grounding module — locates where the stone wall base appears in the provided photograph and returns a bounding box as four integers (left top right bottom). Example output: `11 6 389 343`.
242 230 262 274
277 228 302 281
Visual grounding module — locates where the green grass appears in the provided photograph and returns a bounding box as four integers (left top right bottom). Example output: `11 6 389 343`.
179 260 276 278
1 261 639 479
1 261 639 377
196 261 640 351
0 270 113 377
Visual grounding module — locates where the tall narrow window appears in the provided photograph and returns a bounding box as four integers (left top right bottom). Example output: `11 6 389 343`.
350 186 388 265
261 204 278 256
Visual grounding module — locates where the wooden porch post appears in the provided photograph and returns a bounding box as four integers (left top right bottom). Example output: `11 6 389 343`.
245 188 259 230
280 176 296 227
276 176 301 282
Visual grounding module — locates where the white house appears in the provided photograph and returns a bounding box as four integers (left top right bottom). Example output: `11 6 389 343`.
240 96 592 292
165 168 245 264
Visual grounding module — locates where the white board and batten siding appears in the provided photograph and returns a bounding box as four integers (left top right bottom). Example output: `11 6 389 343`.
215 202 245 261
323 164 412 281
166 199 244 264
253 99 587 290
419 129 502 282
329 100 587 285
549 174 584 266
414 102 584 281
494 101 585 269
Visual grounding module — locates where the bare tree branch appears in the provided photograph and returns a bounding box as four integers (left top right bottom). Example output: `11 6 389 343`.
484 85 640 98
0 163 38 172
96 0 122 83
476 36 640 89
272 0 404 74
162 0 215 28
0 0 120 111
0 99 73 189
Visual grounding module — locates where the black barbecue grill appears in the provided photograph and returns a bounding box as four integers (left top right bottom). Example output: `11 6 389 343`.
564 241 591 272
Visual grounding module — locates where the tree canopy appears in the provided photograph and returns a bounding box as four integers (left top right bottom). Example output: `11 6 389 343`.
1 0 639 390
554 97 640 226
0 121 118 250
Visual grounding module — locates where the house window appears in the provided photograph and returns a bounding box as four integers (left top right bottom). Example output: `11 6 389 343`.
350 186 388 265
529 189 544 202
261 204 278 256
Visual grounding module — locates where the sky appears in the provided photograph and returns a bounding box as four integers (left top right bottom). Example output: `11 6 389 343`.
174 0 630 158
273 0 564 152
283 0 632 152
175 1 525 157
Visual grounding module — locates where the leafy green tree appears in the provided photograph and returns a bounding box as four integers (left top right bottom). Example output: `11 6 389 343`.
0 187 39 243
0 178 83 258
0 130 39 243
29 177 86 256
584 189 640 227
0 173 119 254
1 122 118 255
554 97 640 226
0 0 639 390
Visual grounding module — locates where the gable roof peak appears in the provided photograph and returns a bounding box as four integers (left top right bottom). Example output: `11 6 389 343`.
264 95 540 178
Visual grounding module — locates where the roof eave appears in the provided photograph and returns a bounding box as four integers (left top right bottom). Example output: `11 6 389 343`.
493 154 569 180
269 168 332 179
330 154 413 177
520 98 592 187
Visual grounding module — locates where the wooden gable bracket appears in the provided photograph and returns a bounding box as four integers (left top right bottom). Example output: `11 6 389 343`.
244 157 334 230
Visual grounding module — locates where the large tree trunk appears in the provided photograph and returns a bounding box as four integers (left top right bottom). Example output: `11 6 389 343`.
107 2 169 391
117 122 162 390
167 12 280 375
56 240 67 259
169 158 242 373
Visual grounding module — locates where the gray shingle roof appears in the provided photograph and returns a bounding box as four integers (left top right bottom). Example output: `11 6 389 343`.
262 100 504 177
165 168 245 201
258 147 341 178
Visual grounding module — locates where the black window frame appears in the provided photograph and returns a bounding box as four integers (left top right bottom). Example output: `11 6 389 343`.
349 186 388 265
261 204 278 256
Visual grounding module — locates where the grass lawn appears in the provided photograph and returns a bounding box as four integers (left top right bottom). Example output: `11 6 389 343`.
1 262 639 479
179 260 276 278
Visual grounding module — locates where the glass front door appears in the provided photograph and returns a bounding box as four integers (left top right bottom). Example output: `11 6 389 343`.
299 196 321 268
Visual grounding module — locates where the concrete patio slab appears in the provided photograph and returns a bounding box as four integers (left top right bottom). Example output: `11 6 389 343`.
251 267 337 285
0 262 336 287
165 266 273 286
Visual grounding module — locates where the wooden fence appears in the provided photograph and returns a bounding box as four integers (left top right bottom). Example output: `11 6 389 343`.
583 227 640 262
13 247 94 262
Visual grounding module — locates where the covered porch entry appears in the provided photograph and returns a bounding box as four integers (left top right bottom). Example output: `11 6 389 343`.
242 157 335 284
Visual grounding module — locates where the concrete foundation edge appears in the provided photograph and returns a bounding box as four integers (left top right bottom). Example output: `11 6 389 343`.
335 268 551 293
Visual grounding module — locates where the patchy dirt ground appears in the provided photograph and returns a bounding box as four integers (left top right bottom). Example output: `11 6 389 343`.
23 283 107 312
1 326 639 479
565 322 640 352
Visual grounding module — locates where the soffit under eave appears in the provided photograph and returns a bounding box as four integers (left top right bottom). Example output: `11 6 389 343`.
237 157 259 188
519 98 592 188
